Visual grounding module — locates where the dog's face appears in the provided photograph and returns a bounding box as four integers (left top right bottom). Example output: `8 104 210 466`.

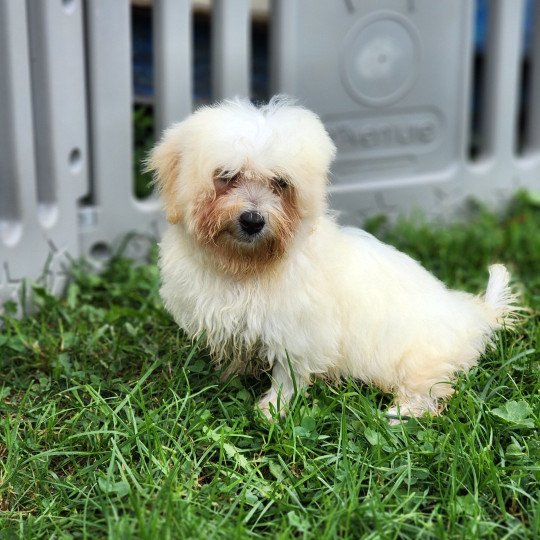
148 97 336 276
192 167 301 276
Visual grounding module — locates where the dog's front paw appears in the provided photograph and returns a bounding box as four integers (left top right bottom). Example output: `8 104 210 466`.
257 389 287 421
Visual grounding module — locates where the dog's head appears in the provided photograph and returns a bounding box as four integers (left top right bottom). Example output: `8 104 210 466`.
147 96 336 276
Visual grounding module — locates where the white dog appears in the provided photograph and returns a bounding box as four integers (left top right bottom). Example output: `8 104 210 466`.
148 96 519 421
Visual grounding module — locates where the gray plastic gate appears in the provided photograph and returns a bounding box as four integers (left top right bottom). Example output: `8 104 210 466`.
1 0 539 310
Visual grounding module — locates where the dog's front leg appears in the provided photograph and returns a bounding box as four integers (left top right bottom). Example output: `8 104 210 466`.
257 360 307 420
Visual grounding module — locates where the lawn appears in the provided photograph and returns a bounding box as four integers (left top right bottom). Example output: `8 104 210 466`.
0 194 538 539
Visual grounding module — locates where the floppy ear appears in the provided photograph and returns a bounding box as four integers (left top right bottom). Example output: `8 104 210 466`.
146 126 183 224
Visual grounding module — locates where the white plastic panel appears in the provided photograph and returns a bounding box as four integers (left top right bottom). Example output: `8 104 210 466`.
2 0 540 310
270 0 540 224
80 0 164 265
272 0 473 185
0 0 84 311
27 0 90 204
464 0 528 209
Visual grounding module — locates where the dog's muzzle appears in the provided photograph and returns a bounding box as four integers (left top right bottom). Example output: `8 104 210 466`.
239 211 265 236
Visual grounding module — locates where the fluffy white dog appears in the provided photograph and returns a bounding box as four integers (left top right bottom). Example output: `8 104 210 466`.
148 96 519 421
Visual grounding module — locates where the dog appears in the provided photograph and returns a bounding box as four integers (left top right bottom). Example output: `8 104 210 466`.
147 96 520 421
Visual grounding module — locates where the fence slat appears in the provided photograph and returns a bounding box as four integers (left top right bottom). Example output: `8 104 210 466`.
84 0 133 207
0 0 75 310
479 0 526 159
153 0 192 136
212 0 250 99
0 0 36 229
523 0 540 154
81 0 163 265
270 0 298 95
27 0 90 217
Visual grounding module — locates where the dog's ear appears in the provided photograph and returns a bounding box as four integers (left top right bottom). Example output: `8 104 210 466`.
146 125 183 224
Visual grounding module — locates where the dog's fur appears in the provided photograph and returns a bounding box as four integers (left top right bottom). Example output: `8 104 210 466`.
148 96 520 420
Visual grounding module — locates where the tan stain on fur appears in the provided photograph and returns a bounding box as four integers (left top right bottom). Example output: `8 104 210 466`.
145 135 182 224
193 172 300 278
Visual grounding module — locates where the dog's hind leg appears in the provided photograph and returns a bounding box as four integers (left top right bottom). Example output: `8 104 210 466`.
386 350 456 424
257 360 307 420
386 394 441 425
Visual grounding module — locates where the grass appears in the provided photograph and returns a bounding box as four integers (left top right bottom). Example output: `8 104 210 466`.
0 194 539 539
133 105 155 200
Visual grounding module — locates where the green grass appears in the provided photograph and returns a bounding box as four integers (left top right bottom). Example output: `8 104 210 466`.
133 105 155 200
0 194 539 539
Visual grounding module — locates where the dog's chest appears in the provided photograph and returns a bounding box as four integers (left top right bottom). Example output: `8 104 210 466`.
169 270 287 355
160 234 339 372
201 279 277 344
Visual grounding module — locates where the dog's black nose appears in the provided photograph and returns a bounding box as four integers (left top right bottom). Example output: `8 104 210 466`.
239 211 265 235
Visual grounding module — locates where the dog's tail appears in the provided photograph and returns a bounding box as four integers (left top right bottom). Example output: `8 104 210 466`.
483 264 522 329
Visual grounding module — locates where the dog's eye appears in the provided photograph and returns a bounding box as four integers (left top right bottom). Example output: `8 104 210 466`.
216 170 239 184
273 177 289 189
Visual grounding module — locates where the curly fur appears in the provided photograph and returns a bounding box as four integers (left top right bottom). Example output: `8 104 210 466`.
148 96 521 420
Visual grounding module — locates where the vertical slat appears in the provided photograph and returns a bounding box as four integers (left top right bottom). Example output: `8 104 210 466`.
270 0 298 95
84 0 133 207
153 0 192 136
459 1 476 161
479 0 526 158
0 0 21 227
0 0 37 244
0 0 75 310
212 0 250 99
81 0 162 265
27 0 89 227
523 0 540 154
